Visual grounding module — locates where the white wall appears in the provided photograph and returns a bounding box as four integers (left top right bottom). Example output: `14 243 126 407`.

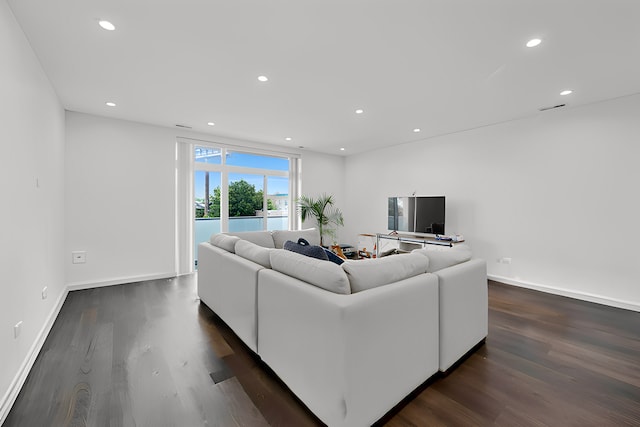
299 151 346 243
65 112 178 286
0 0 66 419
343 94 640 311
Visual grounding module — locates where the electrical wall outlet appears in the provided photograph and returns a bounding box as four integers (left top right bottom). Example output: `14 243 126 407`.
72 251 86 264
14 321 23 339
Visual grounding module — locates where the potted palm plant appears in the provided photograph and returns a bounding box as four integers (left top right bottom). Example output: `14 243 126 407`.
297 193 344 246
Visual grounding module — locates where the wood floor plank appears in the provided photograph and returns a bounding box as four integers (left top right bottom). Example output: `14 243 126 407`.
217 377 270 427
4 277 640 426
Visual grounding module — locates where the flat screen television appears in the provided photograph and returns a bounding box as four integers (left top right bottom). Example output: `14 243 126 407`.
388 196 445 234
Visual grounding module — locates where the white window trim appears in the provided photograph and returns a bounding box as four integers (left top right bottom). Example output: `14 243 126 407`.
176 137 301 273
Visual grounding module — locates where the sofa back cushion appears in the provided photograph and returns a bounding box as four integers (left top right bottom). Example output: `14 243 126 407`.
272 228 320 249
413 245 472 272
226 231 275 248
210 233 241 253
235 239 273 268
270 249 351 294
342 253 429 293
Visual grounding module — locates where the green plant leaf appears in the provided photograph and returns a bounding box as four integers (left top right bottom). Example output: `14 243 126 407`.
296 193 344 245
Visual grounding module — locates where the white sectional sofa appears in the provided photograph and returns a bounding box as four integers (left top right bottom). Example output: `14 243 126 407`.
197 228 487 427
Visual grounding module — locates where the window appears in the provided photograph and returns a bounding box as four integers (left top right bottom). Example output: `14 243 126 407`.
194 146 222 164
179 140 300 271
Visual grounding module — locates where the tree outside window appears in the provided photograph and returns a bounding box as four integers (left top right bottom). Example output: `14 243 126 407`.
195 179 275 218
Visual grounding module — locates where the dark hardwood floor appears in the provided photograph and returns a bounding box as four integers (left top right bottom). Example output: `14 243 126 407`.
4 277 640 426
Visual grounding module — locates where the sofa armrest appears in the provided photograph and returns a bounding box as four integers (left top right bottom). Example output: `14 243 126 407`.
435 258 488 371
197 242 228 308
197 242 263 352
257 269 439 427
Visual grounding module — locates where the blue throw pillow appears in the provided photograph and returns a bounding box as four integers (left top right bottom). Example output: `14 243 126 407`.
283 238 329 261
324 248 345 265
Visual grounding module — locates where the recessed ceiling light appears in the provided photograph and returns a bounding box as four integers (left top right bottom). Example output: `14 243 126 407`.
355 109 364 114
526 38 542 48
257 75 269 82
560 90 573 96
207 122 215 126
340 148 345 151
99 20 115 31
285 137 292 141
105 102 116 107
413 128 421 133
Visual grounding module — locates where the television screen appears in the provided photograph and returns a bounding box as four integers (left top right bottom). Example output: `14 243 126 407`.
388 196 445 234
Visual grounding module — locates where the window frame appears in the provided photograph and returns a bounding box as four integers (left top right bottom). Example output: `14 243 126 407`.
176 137 301 273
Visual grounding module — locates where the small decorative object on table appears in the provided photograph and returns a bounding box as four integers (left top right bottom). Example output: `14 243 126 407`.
436 234 465 242
357 233 377 258
330 245 347 260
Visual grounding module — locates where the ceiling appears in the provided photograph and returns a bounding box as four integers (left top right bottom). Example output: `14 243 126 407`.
8 0 640 156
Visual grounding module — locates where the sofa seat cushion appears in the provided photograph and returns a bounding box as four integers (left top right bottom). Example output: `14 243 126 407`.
226 231 275 248
235 239 273 268
272 228 320 249
270 250 351 294
342 253 429 293
413 245 472 272
210 233 241 253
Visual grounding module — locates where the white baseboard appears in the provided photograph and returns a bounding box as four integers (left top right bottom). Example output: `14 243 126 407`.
0 271 178 424
0 286 69 424
66 272 177 291
488 274 640 313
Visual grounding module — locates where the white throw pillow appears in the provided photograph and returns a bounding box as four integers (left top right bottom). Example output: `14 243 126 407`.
235 239 272 268
270 249 351 294
413 245 472 272
342 253 429 293
226 231 275 248
271 228 320 249
210 234 240 253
